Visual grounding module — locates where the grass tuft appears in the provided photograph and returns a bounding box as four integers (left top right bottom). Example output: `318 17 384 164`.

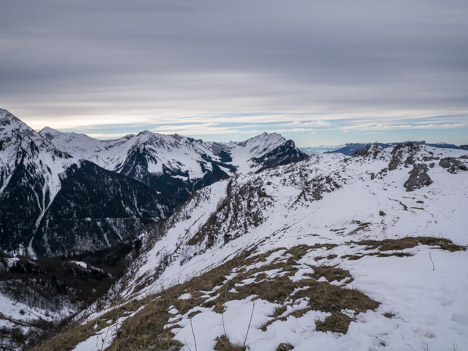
214 335 246 351
316 313 353 334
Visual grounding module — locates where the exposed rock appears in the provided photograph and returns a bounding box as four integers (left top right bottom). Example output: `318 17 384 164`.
389 143 420 171
353 144 383 159
253 139 308 173
404 164 432 192
277 343 294 351
404 154 415 167
439 157 468 174
388 147 403 170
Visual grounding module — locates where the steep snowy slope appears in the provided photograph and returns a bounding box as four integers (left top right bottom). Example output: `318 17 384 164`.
0 109 74 256
118 143 468 297
36 143 468 351
0 110 177 257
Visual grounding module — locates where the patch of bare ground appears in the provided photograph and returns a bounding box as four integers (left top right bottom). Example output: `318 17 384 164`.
354 236 465 252
347 220 371 235
341 236 465 260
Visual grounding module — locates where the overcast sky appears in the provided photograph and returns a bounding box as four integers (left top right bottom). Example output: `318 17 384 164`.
1 0 467 146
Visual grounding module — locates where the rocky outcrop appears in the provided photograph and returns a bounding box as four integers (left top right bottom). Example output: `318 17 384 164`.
389 143 420 171
353 144 384 159
252 139 308 173
404 164 432 192
439 157 468 174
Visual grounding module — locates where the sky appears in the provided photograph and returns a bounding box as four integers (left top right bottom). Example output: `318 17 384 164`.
1 0 467 147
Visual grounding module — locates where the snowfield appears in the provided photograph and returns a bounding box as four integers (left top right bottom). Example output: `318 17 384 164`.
48 143 468 351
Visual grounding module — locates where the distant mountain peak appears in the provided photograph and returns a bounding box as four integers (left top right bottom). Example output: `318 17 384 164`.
242 131 284 142
0 108 29 130
237 132 285 151
330 140 464 156
0 107 15 119
40 126 63 137
137 129 153 136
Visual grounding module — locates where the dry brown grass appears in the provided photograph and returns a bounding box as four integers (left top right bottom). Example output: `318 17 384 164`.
316 313 353 334
258 274 378 333
214 335 246 351
307 265 353 283
347 221 371 235
341 236 464 261
28 298 147 351
31 243 381 350
355 236 465 252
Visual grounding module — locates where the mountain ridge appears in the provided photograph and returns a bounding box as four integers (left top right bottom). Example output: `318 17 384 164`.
326 141 465 155
0 109 307 257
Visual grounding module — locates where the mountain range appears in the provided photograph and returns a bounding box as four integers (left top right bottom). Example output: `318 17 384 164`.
0 108 306 257
324 141 468 156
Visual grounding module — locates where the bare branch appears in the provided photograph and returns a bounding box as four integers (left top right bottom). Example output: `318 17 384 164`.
243 301 256 347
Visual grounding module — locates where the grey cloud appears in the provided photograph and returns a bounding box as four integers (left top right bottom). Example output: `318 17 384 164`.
0 0 467 127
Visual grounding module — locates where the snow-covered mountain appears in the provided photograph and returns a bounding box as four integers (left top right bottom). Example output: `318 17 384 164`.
40 127 306 195
0 108 307 350
0 108 306 257
0 109 75 256
32 142 468 351
40 124 306 202
0 110 174 258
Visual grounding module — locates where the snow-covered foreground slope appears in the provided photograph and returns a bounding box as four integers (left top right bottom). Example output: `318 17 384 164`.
32 143 468 351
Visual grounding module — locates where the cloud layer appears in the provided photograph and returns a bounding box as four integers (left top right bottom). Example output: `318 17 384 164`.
1 0 467 145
